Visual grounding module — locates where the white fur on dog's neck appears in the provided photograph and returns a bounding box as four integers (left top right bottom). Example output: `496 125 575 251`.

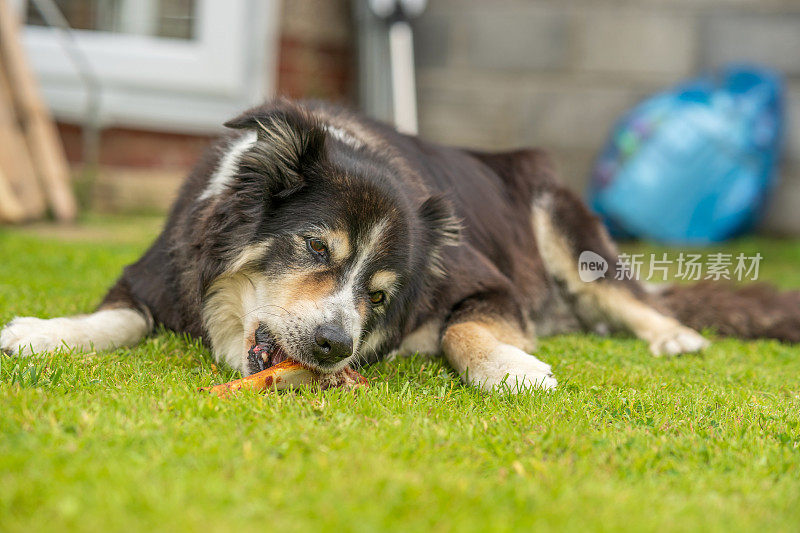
202 272 258 372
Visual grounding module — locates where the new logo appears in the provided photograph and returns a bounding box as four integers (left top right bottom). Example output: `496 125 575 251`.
578 251 607 282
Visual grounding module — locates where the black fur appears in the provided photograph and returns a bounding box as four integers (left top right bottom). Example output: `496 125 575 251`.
98 99 800 368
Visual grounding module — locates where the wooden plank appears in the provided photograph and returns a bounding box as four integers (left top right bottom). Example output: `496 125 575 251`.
0 0 77 222
0 61 46 220
0 165 26 223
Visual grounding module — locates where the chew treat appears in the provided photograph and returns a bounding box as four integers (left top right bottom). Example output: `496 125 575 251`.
202 359 316 398
317 367 370 389
202 325 369 398
201 360 369 398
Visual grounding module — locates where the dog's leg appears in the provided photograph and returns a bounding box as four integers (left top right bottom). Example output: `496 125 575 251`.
532 187 709 356
1 278 152 356
441 295 556 392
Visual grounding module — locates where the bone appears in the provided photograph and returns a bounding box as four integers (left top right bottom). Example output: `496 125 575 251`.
200 359 368 398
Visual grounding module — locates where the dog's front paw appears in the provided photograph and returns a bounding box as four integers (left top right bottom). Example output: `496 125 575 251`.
467 343 557 392
649 325 710 357
0 317 68 356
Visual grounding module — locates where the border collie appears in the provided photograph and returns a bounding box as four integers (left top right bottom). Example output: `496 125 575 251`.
3 99 799 391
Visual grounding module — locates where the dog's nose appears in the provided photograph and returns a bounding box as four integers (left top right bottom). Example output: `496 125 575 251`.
312 324 353 364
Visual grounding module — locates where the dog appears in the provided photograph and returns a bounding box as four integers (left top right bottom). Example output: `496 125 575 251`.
3 99 799 391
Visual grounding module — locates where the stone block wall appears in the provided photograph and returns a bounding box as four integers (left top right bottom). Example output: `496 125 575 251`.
412 0 800 234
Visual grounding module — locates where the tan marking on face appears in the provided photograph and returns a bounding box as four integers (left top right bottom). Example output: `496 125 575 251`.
323 229 351 263
369 270 398 292
226 240 273 273
282 271 336 304
357 299 369 320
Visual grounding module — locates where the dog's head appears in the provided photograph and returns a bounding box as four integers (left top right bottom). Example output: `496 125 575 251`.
197 104 459 374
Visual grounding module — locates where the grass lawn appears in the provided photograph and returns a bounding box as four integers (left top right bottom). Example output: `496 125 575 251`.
1 215 799 532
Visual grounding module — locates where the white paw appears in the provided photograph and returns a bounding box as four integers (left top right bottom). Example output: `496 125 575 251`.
1 310 148 357
0 316 71 356
649 326 710 356
467 343 557 392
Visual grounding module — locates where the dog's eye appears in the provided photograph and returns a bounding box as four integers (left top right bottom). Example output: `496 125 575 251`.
369 291 386 306
306 238 329 260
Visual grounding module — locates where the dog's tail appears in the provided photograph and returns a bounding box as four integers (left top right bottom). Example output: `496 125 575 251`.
656 281 800 343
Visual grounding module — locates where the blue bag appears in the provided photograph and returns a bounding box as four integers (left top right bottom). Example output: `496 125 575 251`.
588 65 785 244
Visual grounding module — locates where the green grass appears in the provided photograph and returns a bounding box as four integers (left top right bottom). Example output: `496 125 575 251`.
1 215 799 532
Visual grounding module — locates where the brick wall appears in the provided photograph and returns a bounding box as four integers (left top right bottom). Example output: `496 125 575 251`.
277 0 355 102
412 0 800 234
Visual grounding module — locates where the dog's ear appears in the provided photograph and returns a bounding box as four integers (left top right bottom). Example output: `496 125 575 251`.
224 108 326 198
419 195 461 247
418 195 461 276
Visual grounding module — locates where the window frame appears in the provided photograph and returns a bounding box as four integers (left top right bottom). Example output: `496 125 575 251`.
12 0 279 133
